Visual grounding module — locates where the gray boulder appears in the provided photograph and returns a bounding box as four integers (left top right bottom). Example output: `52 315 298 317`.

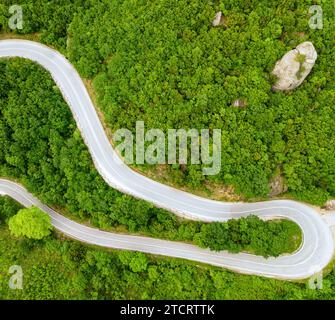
269 174 288 197
272 42 317 91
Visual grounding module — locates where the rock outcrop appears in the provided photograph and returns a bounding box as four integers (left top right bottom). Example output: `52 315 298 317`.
269 174 288 197
212 12 225 27
272 42 317 91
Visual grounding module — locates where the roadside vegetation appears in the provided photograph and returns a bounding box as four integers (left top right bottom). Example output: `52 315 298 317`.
0 197 332 300
0 0 333 299
8 206 53 240
0 59 301 257
1 0 334 205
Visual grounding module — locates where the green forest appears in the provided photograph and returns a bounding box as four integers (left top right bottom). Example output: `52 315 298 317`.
0 58 300 257
0 196 334 300
1 0 334 204
0 0 334 300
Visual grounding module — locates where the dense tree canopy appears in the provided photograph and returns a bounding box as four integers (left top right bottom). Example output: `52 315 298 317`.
1 0 333 204
0 198 333 300
0 58 301 257
0 0 334 300
8 206 52 240
194 216 301 257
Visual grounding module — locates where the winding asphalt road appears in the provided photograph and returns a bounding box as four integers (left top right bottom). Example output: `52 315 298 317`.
0 40 334 279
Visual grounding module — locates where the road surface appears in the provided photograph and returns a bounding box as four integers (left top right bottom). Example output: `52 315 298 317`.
0 40 334 279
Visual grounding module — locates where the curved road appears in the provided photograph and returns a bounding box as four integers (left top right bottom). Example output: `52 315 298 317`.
0 40 334 279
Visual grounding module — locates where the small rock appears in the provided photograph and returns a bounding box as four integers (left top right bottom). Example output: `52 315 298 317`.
269 174 288 197
272 41 317 91
325 200 335 210
233 99 247 108
212 12 225 27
